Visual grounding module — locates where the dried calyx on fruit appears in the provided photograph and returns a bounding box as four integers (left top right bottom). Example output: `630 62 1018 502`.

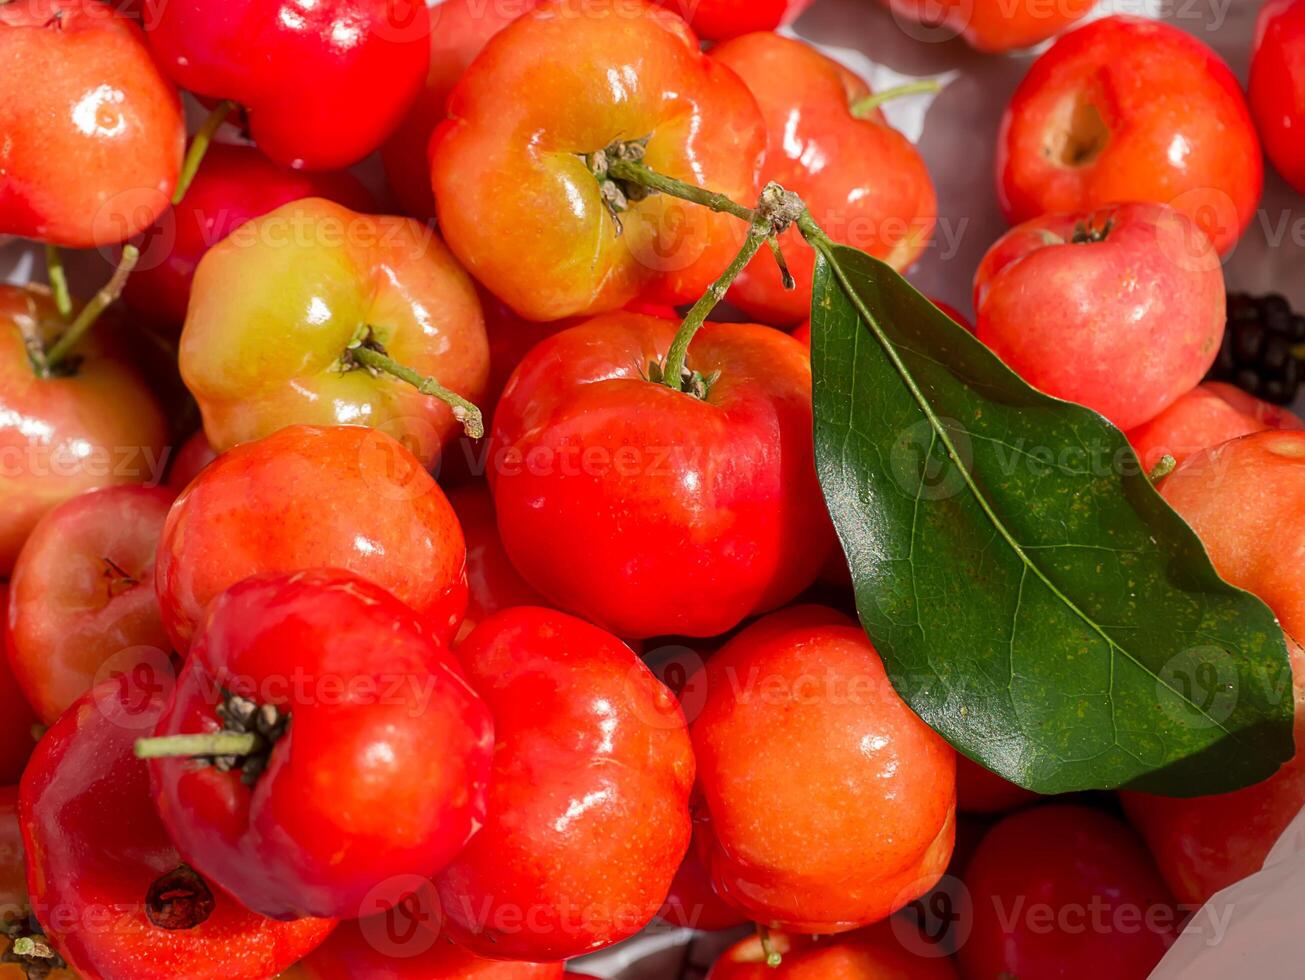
1208 292 1305 404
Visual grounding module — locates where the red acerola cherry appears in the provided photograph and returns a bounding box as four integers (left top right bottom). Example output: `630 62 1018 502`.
959 805 1177 980
7 484 173 724
690 606 957 934
998 16 1262 255
882 0 1094 53
708 925 957 979
490 313 830 638
655 849 749 932
155 424 469 650
167 430 219 490
0 785 27 922
19 677 334 978
955 756 1038 815
434 607 695 961
1122 431 1305 905
0 285 169 576
1128 381 1302 473
973 202 1225 431
710 32 936 326
651 0 814 40
144 0 429 170
123 143 375 332
0 0 184 247
1250 0 1305 194
429 0 766 322
0 585 37 787
145 570 493 921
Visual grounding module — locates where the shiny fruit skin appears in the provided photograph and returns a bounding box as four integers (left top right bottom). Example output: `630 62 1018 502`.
997 16 1262 255
299 920 563 979
958 805 1176 980
19 677 334 978
1122 431 1305 905
154 424 468 650
1128 381 1303 473
1250 0 1305 194
651 0 814 40
973 202 1225 430
429 0 766 322
490 313 830 639
179 198 488 468
149 570 493 921
6 484 173 724
144 0 429 170
710 32 935 326
124 143 375 331
690 606 957 934
883 0 1095 53
382 0 537 220
0 585 38 787
655 848 749 932
0 285 169 575
434 607 695 961
708 925 957 979
0 0 183 247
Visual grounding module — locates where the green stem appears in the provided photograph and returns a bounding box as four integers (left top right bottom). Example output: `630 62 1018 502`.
850 78 942 118
661 213 771 391
349 343 485 439
607 159 755 223
757 925 783 969
172 100 237 205
42 244 139 370
134 731 263 760
44 245 72 320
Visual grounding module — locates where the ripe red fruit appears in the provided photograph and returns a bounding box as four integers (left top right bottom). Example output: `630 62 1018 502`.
490 313 830 638
167 430 218 490
690 606 957 934
0 0 184 247
179 198 488 467
959 805 1177 980
144 0 429 169
123 143 375 331
1122 431 1305 905
709 32 936 326
708 925 957 979
435 607 695 960
19 676 334 978
0 785 26 922
146 569 493 920
651 0 813 40
0 586 37 787
154 425 469 651
1250 0 1305 194
655 850 749 931
998 16 1262 255
973 202 1225 430
882 0 1094 52
0 284 169 576
429 0 766 322
1128 382 1302 473
6 484 173 724
955 755 1038 814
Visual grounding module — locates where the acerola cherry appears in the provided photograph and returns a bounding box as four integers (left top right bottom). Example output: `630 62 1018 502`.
955 755 1038 814
0 0 184 246
155 424 469 650
651 0 813 40
167 430 218 489
690 606 956 933
0 284 169 575
1250 0 1305 194
382 0 536 220
144 0 429 170
959 805 1176 980
446 483 546 643
998 16 1262 255
973 202 1225 430
123 143 375 331
143 569 493 920
0 786 26 923
435 607 694 960
0 589 37 786
708 925 957 979
1122 431 1305 905
709 32 935 326
430 0 766 321
180 198 488 466
655 850 749 931
883 0 1094 52
1128 381 1302 473
19 676 334 978
490 313 830 638
7 484 173 724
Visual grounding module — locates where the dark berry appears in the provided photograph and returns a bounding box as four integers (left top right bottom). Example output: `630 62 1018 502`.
1207 292 1305 405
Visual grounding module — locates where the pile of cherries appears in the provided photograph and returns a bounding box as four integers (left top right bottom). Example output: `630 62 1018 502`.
2 0 1305 978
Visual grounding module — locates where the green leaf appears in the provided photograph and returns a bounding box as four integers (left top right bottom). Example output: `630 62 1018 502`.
809 243 1295 797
